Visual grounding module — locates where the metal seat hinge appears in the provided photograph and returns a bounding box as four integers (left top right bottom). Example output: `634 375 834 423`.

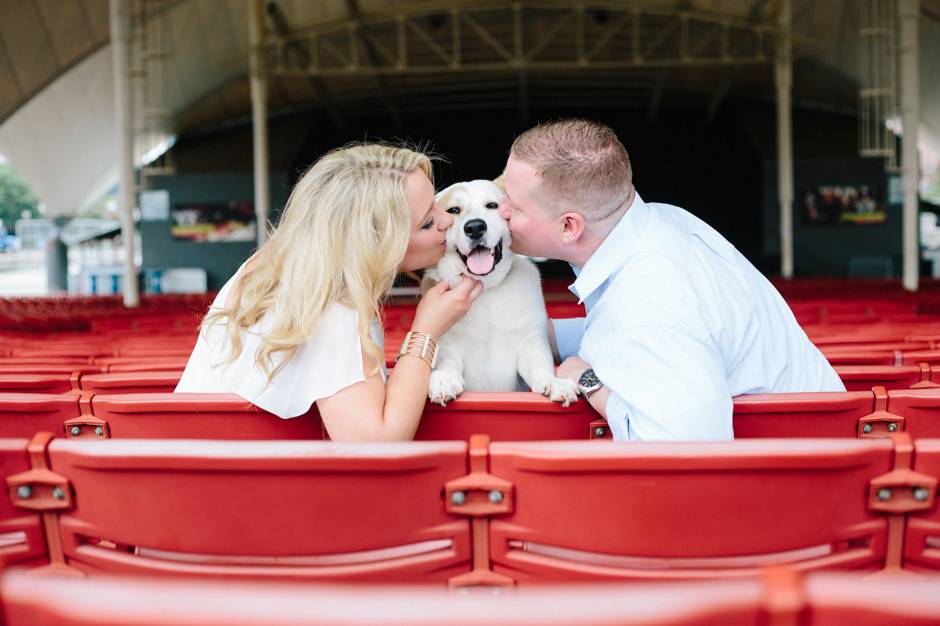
858 386 905 438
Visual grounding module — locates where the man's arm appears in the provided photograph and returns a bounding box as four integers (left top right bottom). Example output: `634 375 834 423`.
558 323 733 441
556 355 610 416
549 317 585 364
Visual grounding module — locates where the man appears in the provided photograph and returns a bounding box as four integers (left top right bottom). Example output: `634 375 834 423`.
498 119 844 441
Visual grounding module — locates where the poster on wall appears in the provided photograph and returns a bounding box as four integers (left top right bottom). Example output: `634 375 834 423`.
171 201 256 242
801 185 886 225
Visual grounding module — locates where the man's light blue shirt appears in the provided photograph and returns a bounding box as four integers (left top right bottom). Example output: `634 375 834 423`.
552 192 845 441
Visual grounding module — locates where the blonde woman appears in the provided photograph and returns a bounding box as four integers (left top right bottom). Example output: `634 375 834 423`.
175 144 483 441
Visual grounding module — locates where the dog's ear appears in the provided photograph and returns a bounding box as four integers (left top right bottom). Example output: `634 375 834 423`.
492 175 505 191
435 182 462 208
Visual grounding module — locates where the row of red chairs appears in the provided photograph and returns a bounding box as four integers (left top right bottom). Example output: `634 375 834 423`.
0 294 211 332
3 431 937 582
1 386 940 443
6 358 940 398
2 568 939 626
2 361 939 395
0 370 182 395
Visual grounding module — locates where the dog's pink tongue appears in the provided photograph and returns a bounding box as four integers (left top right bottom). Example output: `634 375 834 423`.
467 247 495 275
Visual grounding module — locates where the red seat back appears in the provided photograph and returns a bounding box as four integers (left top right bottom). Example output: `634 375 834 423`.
733 391 875 438
0 439 46 568
886 389 940 439
901 350 940 365
414 393 597 441
47 438 471 582
821 350 896 366
94 356 189 371
835 365 923 391
806 572 940 625
904 439 940 571
89 393 323 440
0 570 766 626
0 374 73 394
488 439 893 581
0 394 80 438
79 371 181 395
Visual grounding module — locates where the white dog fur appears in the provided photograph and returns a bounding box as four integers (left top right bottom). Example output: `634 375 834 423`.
423 179 579 407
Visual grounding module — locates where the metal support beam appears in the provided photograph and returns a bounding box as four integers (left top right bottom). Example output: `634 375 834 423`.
110 0 139 307
900 0 920 291
345 0 402 129
266 2 344 131
775 0 793 279
514 3 528 126
706 0 768 120
267 3 813 78
249 0 270 246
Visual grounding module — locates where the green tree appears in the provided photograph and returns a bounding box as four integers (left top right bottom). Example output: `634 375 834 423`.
0 164 39 232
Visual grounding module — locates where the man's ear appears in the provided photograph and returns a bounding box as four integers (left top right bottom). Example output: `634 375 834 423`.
560 212 586 245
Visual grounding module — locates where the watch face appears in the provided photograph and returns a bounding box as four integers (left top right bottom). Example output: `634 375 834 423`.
578 368 601 389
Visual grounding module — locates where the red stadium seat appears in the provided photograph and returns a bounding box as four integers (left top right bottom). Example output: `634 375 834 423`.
115 347 195 358
78 371 181 395
414 393 598 442
901 350 940 365
8 347 114 359
732 391 878 439
93 356 189 371
0 357 92 366
806 573 940 626
5 566 940 625
835 365 926 391
45 437 472 582
0 364 102 376
824 341 930 353
486 438 895 581
0 394 81 438
820 350 897 366
0 374 74 394
84 392 596 442
903 439 940 571
87 393 323 440
0 569 767 626
0 438 47 568
106 360 190 373
885 389 940 439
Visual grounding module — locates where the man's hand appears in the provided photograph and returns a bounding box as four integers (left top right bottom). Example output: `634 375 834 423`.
556 356 591 384
556 355 610 418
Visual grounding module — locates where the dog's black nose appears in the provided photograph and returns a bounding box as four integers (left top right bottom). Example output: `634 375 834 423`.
463 219 487 239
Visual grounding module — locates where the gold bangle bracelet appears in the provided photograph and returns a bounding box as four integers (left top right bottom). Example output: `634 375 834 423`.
396 331 438 368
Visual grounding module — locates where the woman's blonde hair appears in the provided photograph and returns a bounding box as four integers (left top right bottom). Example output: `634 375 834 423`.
203 143 434 383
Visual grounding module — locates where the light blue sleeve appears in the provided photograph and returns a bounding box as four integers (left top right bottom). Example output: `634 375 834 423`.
551 317 585 362
586 323 734 441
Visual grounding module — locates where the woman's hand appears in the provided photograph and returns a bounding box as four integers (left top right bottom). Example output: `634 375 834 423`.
412 276 484 337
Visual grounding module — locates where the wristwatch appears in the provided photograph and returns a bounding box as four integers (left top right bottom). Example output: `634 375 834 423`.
577 368 603 398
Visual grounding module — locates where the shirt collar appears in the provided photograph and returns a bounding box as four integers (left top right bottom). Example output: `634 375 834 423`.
569 191 650 304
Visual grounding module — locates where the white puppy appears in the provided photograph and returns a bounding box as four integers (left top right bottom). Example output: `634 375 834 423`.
423 179 579 407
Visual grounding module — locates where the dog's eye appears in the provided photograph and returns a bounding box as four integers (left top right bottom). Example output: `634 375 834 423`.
446 206 461 214
485 202 498 209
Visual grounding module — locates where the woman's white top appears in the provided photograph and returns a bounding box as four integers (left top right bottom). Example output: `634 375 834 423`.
175 267 385 419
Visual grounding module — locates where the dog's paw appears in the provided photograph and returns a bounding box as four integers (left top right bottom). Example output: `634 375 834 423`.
429 370 465 406
533 376 579 407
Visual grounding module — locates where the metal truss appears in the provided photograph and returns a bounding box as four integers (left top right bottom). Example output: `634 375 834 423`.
858 0 898 170
263 1 825 78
